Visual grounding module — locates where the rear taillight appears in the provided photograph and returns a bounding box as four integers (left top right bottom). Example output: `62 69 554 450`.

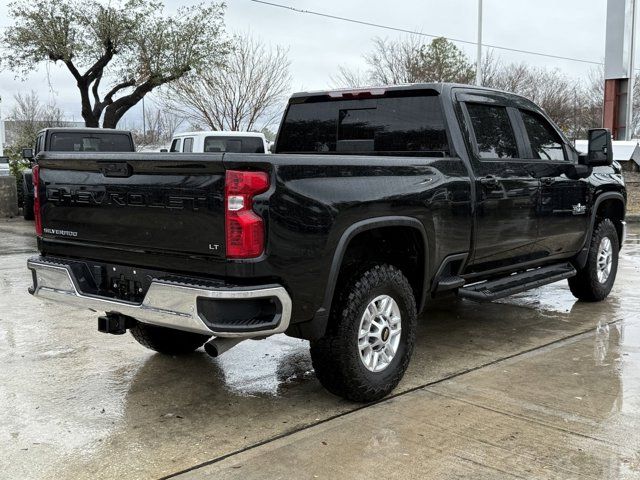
225 170 269 259
32 165 42 236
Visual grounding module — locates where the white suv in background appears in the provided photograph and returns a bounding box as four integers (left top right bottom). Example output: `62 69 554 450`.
169 131 270 154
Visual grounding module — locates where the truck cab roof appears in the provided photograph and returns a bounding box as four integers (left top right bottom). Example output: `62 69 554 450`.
289 82 535 105
37 127 132 136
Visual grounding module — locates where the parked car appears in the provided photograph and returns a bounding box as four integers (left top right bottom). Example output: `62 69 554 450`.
21 128 135 220
168 131 269 154
27 83 626 402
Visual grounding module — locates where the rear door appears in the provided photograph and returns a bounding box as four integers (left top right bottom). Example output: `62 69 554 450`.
516 107 589 256
457 92 541 271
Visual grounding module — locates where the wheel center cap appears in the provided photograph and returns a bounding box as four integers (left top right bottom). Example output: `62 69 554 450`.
381 326 390 342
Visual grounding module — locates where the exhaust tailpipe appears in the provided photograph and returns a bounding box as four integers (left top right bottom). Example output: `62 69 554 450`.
204 337 244 357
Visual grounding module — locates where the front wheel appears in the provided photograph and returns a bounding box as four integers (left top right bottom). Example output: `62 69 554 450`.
310 264 417 402
569 218 619 302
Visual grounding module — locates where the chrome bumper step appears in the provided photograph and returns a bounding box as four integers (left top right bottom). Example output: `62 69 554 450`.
27 256 291 338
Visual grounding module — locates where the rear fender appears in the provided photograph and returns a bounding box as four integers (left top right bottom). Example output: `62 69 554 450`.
305 216 430 340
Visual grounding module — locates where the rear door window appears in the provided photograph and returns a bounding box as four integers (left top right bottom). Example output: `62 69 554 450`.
203 136 265 153
277 94 450 156
520 110 566 161
183 137 194 153
49 133 132 152
465 103 518 159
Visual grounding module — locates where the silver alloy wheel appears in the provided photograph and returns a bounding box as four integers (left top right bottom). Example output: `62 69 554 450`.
358 295 402 373
597 236 613 284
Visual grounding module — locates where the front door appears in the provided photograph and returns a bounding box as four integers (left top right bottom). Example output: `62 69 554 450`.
459 96 541 272
516 108 589 257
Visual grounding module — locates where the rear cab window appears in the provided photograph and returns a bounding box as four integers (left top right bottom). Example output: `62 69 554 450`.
276 91 450 156
183 137 194 153
48 132 133 152
204 137 265 153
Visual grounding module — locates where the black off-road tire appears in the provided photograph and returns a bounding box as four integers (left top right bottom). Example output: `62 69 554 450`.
310 264 417 402
568 218 619 302
129 323 211 355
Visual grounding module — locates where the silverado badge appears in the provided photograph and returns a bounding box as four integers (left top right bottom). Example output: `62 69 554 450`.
572 203 587 215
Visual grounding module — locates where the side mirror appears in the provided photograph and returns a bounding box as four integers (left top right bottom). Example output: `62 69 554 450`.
160 148 168 153
579 128 613 167
22 148 34 160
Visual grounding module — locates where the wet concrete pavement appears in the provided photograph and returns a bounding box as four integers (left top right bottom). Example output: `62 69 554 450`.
1 218 640 479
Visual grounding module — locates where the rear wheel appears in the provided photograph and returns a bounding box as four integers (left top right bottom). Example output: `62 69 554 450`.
310 264 417 402
129 323 211 355
569 218 619 302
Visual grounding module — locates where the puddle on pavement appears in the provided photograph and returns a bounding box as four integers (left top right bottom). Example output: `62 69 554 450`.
213 336 313 396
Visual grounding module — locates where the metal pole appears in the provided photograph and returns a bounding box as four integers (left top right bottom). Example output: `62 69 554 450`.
625 0 637 140
142 96 146 142
475 0 483 86
0 96 4 157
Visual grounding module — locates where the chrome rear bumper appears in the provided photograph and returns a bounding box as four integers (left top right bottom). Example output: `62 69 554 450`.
27 257 291 338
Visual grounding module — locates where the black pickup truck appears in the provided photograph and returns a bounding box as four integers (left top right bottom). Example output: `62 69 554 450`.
21 128 135 220
28 84 626 402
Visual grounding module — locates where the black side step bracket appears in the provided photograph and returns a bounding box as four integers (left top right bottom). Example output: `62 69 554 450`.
457 262 577 302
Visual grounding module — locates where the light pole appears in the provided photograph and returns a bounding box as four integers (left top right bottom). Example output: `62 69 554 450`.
142 96 146 143
625 0 637 140
0 96 4 157
475 0 483 86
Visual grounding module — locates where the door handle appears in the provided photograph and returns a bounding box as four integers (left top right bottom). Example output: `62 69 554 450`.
479 175 500 188
540 177 556 186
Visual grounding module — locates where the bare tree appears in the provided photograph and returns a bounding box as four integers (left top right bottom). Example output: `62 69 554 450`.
2 0 229 128
479 49 502 87
162 33 291 132
330 65 371 89
133 106 184 149
365 36 424 85
482 62 578 134
333 36 475 88
6 91 65 147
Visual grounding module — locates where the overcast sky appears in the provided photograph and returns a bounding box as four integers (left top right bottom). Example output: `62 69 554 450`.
0 0 630 128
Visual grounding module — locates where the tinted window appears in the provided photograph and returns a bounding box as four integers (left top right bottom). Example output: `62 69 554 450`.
521 110 566 161
277 94 450 156
183 137 194 153
203 136 265 153
49 133 132 152
466 103 518 159
170 138 182 152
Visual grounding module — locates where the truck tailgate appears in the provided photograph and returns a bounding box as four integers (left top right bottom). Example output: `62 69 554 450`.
38 153 226 259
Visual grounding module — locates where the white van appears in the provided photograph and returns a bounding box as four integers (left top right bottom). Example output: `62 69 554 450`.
169 131 269 154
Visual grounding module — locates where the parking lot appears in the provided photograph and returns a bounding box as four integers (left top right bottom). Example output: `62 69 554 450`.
1 218 640 479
